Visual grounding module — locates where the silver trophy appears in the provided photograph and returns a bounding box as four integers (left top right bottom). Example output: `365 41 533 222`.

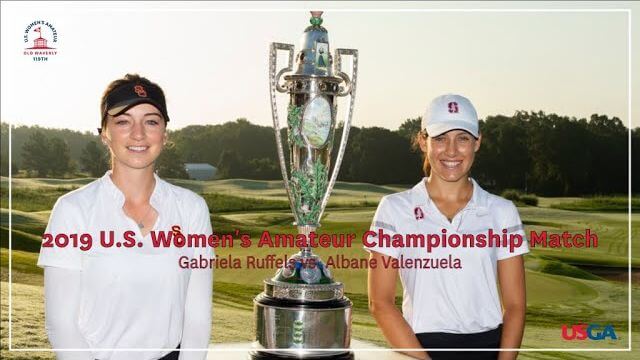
252 11 358 360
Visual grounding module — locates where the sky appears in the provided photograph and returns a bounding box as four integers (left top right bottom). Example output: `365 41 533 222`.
1 1 638 134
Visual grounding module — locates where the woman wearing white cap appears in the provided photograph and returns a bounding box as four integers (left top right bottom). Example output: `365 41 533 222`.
38 74 213 360
367 94 528 360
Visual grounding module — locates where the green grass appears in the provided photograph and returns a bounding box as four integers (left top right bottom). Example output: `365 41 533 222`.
0 177 94 189
0 227 42 253
167 178 404 205
0 209 48 250
525 257 603 281
518 207 638 267
202 192 290 213
550 196 640 212
2 177 385 214
537 197 584 208
4 187 77 212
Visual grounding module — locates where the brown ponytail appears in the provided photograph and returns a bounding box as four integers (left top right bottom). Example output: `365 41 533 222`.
412 130 431 176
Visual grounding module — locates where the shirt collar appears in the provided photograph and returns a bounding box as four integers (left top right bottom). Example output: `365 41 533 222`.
411 177 489 216
99 170 167 207
468 178 489 215
411 177 431 209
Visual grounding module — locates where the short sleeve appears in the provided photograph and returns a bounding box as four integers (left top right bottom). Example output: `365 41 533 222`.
190 197 214 259
37 198 84 270
364 196 401 259
496 201 530 261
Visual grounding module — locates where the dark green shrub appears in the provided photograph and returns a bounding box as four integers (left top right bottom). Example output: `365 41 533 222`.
520 194 539 206
500 189 538 206
501 189 521 202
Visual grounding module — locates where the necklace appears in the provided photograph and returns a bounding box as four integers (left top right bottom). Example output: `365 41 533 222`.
123 204 153 229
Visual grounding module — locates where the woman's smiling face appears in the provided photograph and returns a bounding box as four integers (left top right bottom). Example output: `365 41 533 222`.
101 103 166 171
421 129 481 182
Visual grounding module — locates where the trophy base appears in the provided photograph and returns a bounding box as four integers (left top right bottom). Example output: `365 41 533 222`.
253 289 352 359
248 350 354 360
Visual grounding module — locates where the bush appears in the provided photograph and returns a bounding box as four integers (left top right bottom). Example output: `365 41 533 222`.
520 194 539 206
501 189 522 202
500 189 538 206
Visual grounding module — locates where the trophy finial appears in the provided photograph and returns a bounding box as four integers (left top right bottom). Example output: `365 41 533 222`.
310 11 323 26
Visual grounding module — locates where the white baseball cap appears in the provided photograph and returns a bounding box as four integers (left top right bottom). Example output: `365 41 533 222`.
422 94 479 138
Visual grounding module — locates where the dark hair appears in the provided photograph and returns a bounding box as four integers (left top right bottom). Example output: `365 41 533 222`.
412 130 431 176
99 73 167 133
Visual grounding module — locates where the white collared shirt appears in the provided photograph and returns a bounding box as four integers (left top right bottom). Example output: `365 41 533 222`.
367 178 529 334
38 171 213 359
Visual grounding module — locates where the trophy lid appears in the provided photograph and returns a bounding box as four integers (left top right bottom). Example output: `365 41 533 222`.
295 11 333 77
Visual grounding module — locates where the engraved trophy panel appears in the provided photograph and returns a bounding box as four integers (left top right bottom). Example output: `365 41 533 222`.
253 11 358 359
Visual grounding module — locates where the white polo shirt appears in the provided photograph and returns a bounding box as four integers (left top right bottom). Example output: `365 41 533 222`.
367 178 529 334
38 171 213 359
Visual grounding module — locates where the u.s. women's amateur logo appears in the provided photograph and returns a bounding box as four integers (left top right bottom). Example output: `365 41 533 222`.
23 20 58 62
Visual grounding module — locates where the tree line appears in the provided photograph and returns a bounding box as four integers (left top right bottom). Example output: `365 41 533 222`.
1 111 638 196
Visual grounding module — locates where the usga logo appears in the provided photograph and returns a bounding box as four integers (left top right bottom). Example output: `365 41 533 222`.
561 324 618 341
23 20 58 62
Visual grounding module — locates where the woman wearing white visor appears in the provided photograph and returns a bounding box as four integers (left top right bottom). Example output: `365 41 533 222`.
367 94 528 360
39 74 213 360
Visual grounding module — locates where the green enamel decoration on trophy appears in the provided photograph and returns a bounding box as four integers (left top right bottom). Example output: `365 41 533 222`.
287 104 305 148
289 158 327 226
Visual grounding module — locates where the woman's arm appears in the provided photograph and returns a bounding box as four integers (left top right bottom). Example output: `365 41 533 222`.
178 266 213 360
180 197 214 359
368 251 429 360
44 267 93 360
497 255 526 360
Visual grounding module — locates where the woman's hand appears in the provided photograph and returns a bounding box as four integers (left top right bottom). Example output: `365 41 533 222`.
368 251 430 360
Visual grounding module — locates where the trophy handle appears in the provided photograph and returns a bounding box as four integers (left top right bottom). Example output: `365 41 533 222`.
334 48 356 97
318 48 359 220
269 42 300 224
